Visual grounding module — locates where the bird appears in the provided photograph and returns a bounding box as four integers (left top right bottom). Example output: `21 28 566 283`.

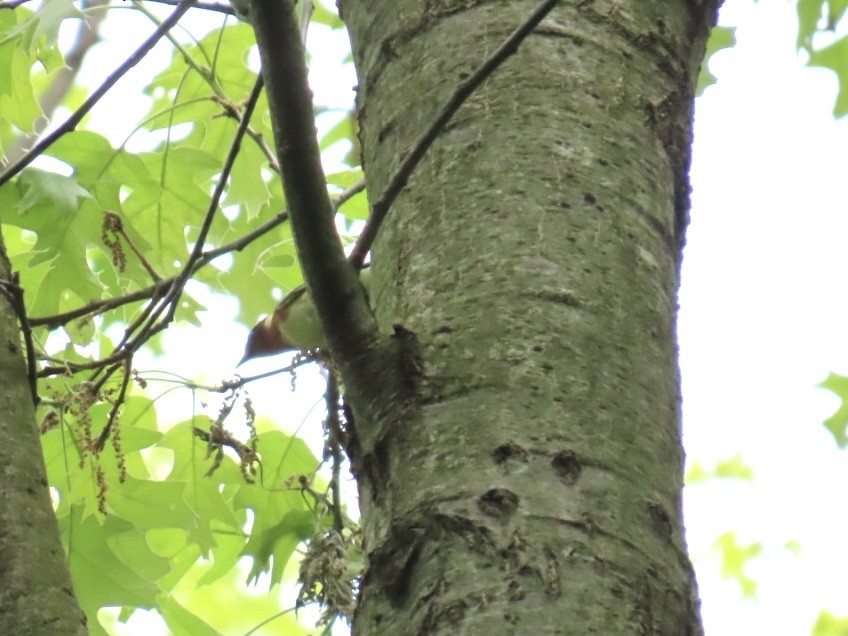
239 268 371 364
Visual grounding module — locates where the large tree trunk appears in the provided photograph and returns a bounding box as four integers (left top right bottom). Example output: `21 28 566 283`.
0 239 86 634
343 1 718 633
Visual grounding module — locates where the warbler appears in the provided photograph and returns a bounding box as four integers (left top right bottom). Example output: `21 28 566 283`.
240 268 371 364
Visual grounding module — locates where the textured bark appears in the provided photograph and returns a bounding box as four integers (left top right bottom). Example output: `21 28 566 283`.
342 1 719 634
0 238 87 634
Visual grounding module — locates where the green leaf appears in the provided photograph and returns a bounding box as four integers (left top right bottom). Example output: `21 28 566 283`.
798 0 826 50
686 454 753 484
784 539 802 555
714 454 753 480
814 610 848 636
798 0 848 50
158 595 222 636
696 26 736 96
234 431 321 586
24 0 79 48
5 169 102 315
62 505 166 635
108 477 195 531
808 35 848 116
819 372 848 446
241 509 315 586
223 136 271 220
713 532 761 598
311 0 344 29
320 113 356 151
0 42 42 131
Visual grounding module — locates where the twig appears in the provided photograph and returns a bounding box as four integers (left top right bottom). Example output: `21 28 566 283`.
0 0 30 8
38 344 130 378
135 0 234 16
324 374 345 533
102 210 162 282
28 208 288 329
0 0 195 187
161 74 265 325
212 95 281 172
95 356 133 451
4 0 109 166
30 281 168 329
348 0 563 268
28 175 362 333
46 76 264 381
133 353 317 395
106 296 159 374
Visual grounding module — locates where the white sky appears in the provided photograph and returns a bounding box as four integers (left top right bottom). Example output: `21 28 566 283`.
682 1 848 634
44 0 848 633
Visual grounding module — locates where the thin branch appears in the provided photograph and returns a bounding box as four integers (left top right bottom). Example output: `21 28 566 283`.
38 345 129 378
46 76 265 380
212 95 281 173
0 0 31 8
95 356 132 451
28 174 362 332
136 353 317 395
102 210 162 282
29 281 169 329
161 74 265 324
348 0 563 268
138 0 234 16
0 0 195 187
5 0 109 166
324 373 344 533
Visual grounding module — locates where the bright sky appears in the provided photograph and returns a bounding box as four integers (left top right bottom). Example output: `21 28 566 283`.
48 0 848 634
682 1 848 633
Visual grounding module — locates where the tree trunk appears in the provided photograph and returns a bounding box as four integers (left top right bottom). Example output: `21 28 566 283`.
342 1 718 633
0 238 87 634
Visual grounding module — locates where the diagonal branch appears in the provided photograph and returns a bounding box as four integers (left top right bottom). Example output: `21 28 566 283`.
162 75 266 324
0 0 195 187
86 75 264 377
28 180 363 333
134 0 234 15
5 0 109 166
348 0 563 268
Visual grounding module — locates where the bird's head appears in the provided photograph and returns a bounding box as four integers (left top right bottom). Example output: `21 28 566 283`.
239 313 294 365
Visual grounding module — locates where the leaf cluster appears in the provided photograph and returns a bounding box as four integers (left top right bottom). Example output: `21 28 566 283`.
0 1 363 633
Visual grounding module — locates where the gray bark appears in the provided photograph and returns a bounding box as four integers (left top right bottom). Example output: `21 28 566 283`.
342 1 719 633
0 238 87 633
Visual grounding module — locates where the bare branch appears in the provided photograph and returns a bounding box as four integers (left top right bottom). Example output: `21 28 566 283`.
94 356 133 451
28 176 363 333
5 0 109 166
324 374 345 533
160 74 265 324
137 0 235 16
0 0 195 187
